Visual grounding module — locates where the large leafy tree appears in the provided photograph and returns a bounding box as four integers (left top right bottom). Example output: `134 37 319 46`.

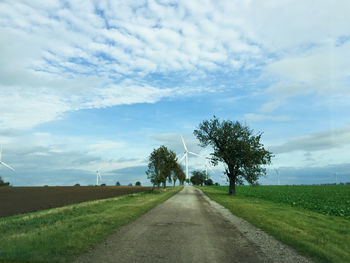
194 116 273 195
146 145 177 188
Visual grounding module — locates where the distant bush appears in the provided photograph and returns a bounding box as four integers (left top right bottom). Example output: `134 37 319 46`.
100 183 106 187
116 181 121 186
204 179 213 186
135 181 141 186
0 176 9 187
74 183 80 187
128 183 132 186
190 170 206 186
214 182 220 186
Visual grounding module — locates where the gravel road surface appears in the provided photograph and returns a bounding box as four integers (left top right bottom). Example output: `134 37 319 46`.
75 186 312 263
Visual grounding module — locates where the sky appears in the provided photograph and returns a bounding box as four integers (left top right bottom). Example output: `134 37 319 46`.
1 0 350 186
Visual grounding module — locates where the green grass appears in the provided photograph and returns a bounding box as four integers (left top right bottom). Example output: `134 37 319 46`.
199 186 350 263
0 186 183 263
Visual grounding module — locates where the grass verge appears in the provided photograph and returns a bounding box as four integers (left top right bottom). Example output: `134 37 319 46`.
0 186 183 263
198 186 350 263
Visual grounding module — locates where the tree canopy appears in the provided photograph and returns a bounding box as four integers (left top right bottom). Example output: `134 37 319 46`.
190 170 206 186
0 176 9 187
172 161 186 186
204 178 214 186
146 145 179 188
194 116 273 195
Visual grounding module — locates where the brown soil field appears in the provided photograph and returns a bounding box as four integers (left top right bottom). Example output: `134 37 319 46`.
0 186 151 218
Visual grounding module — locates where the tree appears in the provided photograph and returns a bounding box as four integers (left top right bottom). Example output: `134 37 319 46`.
116 181 121 186
173 162 186 186
190 170 206 186
135 181 141 186
204 178 214 186
194 116 273 195
146 145 177 188
128 183 132 186
0 176 10 187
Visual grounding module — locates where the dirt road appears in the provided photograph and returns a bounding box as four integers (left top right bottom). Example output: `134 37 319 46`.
75 186 312 263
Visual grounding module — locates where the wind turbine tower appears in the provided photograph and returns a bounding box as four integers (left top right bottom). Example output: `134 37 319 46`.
274 168 280 185
96 169 102 185
204 157 214 179
0 145 15 171
335 172 338 185
190 154 214 179
179 135 201 180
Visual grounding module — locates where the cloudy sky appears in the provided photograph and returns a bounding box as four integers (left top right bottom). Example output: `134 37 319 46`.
1 0 350 186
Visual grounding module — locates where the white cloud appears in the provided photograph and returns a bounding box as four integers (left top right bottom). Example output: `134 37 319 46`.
230 0 350 50
0 86 70 129
244 113 291 122
270 126 350 154
1 0 350 131
0 131 147 177
261 42 350 112
88 141 126 151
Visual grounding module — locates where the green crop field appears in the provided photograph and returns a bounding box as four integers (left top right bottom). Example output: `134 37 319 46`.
224 184 350 218
199 185 350 262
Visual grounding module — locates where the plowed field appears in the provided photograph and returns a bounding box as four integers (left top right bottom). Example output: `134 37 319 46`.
0 186 151 218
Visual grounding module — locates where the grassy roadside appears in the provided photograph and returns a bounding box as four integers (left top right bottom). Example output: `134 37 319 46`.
0 186 183 263
198 186 350 263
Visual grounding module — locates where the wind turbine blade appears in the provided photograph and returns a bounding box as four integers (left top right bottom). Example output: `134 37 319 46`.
179 153 186 163
0 161 15 171
188 151 202 157
181 135 188 152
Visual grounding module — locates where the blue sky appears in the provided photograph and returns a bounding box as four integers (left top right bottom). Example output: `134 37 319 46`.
1 0 350 186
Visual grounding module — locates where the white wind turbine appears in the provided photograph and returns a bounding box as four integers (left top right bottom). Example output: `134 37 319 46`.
186 151 214 179
0 145 15 171
178 135 201 180
204 157 214 179
96 169 102 185
274 168 280 185
334 172 338 185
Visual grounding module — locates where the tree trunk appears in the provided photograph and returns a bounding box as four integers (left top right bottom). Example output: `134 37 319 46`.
228 176 236 195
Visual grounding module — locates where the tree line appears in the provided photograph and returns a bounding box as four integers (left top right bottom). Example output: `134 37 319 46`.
146 145 186 188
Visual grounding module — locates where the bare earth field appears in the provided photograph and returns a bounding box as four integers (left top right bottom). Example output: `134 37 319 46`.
0 186 151 218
